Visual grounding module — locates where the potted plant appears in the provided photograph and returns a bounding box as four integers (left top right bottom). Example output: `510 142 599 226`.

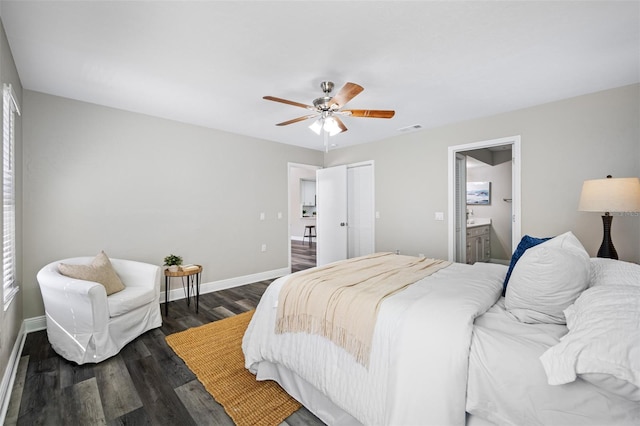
163 254 183 272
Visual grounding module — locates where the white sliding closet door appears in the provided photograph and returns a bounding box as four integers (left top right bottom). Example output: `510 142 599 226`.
347 164 374 258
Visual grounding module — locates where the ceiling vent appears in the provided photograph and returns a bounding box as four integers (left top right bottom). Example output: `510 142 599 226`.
397 124 422 132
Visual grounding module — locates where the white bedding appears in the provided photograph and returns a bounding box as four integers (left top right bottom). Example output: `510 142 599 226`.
467 299 640 425
242 261 506 426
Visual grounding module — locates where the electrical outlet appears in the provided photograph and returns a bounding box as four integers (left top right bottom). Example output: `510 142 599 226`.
277 212 283 219
434 212 444 221
261 244 267 252
260 212 265 220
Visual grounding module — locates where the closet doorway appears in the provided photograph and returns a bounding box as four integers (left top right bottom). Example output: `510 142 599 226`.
447 136 521 263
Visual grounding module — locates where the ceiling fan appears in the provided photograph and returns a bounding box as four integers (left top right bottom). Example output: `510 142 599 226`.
263 81 395 139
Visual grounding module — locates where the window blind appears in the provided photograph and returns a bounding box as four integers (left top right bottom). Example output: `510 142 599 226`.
3 83 20 310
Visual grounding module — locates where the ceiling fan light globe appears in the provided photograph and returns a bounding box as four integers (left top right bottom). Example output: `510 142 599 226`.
324 117 341 136
309 119 323 135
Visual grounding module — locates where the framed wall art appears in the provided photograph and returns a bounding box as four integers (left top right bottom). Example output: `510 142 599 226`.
467 181 491 205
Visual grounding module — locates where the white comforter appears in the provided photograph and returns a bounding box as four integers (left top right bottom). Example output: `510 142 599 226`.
242 261 506 426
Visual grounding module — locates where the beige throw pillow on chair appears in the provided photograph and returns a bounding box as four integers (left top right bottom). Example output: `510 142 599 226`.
58 251 125 295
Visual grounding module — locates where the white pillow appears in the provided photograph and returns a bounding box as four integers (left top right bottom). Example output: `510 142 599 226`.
540 285 640 401
590 257 640 287
505 231 590 324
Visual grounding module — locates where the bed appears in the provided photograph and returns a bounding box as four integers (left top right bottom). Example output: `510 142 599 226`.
242 232 640 425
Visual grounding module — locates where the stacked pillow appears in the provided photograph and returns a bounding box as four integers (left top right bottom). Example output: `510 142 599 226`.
504 232 590 324
589 257 640 287
502 235 551 295
540 258 640 402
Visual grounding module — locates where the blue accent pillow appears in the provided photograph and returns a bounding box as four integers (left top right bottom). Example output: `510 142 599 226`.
503 235 552 296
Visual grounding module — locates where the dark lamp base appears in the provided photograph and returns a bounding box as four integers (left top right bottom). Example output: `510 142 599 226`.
597 214 618 260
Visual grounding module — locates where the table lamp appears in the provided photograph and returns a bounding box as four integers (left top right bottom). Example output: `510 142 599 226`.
578 175 640 259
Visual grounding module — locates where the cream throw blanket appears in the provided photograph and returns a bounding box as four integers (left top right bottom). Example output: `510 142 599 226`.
275 252 451 366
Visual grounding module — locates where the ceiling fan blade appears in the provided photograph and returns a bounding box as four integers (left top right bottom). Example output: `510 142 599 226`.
328 82 364 109
343 109 396 119
332 116 348 134
263 96 315 110
276 114 318 126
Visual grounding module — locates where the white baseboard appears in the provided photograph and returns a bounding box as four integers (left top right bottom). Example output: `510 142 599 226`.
0 321 27 425
162 266 289 303
23 315 47 333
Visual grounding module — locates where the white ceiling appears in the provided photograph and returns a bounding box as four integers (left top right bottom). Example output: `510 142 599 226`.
1 1 638 151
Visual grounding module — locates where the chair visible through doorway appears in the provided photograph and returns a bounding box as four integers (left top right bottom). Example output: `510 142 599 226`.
303 225 316 246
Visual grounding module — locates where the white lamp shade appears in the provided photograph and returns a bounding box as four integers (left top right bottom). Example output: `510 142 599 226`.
578 177 640 213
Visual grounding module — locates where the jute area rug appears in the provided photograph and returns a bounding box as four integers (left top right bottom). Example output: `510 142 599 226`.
165 310 301 426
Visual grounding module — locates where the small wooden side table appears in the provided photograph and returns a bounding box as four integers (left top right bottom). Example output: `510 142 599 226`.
164 265 202 316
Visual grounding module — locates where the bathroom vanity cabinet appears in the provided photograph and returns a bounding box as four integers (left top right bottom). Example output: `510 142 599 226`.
466 223 491 264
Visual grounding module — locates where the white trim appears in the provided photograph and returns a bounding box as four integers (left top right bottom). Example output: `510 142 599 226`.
2 84 19 311
448 136 522 262
346 160 374 169
0 321 27 425
162 266 289 303
23 316 46 333
2 84 19 116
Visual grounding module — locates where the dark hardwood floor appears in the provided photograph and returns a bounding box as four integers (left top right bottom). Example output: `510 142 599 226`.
4 241 321 426
291 239 316 273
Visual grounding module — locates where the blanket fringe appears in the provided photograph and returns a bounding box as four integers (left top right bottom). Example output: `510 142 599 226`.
276 314 372 365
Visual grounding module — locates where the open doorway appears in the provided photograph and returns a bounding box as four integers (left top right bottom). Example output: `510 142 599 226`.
448 136 521 263
288 163 320 272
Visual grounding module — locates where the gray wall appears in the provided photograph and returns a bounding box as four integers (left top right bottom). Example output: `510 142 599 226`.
22 91 323 318
10 72 640 340
326 84 640 263
0 19 22 395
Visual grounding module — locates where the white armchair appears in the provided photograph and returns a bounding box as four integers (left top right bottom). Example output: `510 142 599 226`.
37 256 162 364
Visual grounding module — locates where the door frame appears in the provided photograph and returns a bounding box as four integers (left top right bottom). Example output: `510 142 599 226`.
455 153 467 263
447 135 521 262
288 162 321 270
